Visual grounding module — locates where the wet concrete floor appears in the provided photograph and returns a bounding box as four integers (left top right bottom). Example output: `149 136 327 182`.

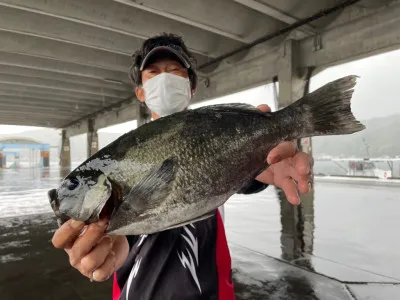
1 211 400 300
0 214 112 300
225 183 400 300
1 167 400 299
0 212 353 300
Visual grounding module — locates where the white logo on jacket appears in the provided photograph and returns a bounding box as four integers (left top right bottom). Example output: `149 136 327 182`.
177 224 202 293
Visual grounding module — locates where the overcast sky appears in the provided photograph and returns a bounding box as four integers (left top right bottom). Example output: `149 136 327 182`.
310 48 400 121
1 48 399 134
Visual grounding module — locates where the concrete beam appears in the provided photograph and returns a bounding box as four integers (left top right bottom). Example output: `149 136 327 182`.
0 65 130 91
0 115 63 123
113 0 246 42
64 100 139 138
0 116 64 127
299 1 400 69
193 48 279 104
0 91 110 106
0 5 141 56
0 83 125 103
0 0 241 59
233 0 316 35
0 99 94 111
194 1 400 104
0 74 132 98
0 114 69 127
92 101 139 132
0 52 130 83
0 106 91 120
0 108 80 119
64 120 89 139
0 30 131 72
113 0 286 44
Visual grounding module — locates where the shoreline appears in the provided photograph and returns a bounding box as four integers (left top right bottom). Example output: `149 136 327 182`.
314 175 400 187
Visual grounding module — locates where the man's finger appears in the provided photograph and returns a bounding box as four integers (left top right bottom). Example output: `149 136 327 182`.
267 141 297 165
293 152 314 194
52 219 85 249
286 153 311 190
69 220 108 262
92 251 116 282
255 168 274 184
256 104 271 113
280 177 300 205
295 175 310 194
293 152 312 175
80 235 114 276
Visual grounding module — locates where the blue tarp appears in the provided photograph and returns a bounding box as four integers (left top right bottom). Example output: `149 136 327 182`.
0 143 50 151
2 151 20 156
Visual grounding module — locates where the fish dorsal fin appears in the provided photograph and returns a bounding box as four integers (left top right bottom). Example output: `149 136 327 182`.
194 103 268 116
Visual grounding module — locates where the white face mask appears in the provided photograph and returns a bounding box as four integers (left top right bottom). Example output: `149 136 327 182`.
142 73 192 117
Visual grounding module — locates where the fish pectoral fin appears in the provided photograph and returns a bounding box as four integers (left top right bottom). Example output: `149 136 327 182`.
123 157 178 214
162 210 215 231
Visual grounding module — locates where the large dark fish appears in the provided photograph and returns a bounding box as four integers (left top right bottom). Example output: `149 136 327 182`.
48 75 365 235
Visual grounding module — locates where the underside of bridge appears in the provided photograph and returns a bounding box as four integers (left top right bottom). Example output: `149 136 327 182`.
0 0 399 136
1 1 400 284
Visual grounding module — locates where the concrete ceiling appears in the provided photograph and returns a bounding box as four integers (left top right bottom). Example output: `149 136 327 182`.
0 0 398 132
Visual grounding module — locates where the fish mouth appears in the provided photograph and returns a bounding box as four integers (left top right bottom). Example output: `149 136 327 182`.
93 181 122 225
97 190 117 222
48 188 70 226
49 181 122 227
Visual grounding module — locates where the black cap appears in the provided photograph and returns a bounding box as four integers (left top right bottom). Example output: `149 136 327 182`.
139 45 192 71
129 33 198 89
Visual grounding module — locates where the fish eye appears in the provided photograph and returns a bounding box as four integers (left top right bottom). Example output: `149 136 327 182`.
67 178 80 190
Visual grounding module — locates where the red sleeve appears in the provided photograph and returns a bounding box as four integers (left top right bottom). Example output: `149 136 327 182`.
215 209 235 300
112 272 121 300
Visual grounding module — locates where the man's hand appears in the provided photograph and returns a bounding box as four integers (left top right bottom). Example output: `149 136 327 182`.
255 104 314 205
52 218 129 282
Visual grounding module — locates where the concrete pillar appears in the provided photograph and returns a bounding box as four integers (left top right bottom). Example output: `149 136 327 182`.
137 101 151 127
278 189 315 270
87 119 99 157
60 129 71 169
14 152 20 169
277 39 308 109
40 150 50 168
277 39 315 263
0 151 4 168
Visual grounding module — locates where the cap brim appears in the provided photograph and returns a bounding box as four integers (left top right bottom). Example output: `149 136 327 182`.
140 46 191 71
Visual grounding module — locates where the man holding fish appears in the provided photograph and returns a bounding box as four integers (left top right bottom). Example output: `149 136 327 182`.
51 33 318 299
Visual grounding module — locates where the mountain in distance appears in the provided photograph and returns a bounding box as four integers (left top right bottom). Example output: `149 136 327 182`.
1 113 399 162
311 113 400 158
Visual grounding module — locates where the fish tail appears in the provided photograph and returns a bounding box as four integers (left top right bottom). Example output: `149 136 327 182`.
276 75 365 139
